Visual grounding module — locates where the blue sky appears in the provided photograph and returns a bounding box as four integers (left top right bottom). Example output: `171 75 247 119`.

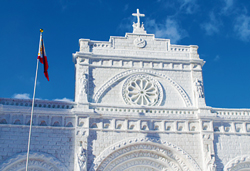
1 0 250 108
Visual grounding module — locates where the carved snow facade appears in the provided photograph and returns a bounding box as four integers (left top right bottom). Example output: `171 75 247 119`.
0 9 250 171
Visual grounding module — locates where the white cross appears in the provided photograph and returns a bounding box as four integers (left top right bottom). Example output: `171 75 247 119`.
132 9 145 28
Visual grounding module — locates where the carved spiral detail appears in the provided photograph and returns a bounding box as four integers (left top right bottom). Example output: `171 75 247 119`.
122 74 163 106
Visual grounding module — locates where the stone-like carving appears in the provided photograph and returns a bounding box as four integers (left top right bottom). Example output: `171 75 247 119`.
224 155 250 171
90 137 201 171
0 152 68 171
122 74 163 106
77 142 87 171
112 158 172 171
78 70 88 102
132 9 146 34
106 152 173 171
134 38 146 48
194 79 204 98
202 133 216 171
93 69 192 107
80 73 88 94
206 155 216 171
79 40 89 52
98 145 184 171
125 166 158 171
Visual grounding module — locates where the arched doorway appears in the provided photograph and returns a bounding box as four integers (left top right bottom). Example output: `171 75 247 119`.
224 155 250 171
0 152 68 171
90 137 201 171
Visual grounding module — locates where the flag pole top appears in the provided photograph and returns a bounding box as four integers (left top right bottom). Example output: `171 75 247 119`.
40 29 43 33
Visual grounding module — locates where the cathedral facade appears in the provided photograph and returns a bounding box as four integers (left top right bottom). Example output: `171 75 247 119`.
0 9 250 171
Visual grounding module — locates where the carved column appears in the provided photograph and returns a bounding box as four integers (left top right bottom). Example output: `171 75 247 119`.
75 57 89 104
75 127 89 171
190 45 206 108
200 120 216 171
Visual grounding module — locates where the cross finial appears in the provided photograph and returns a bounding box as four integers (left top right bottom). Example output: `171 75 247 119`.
132 9 145 28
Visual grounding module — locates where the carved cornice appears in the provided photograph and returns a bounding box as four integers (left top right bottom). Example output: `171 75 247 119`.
213 108 250 120
93 69 192 107
0 98 75 110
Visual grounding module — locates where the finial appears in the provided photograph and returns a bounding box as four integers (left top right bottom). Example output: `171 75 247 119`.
132 9 146 34
40 29 44 33
132 9 145 28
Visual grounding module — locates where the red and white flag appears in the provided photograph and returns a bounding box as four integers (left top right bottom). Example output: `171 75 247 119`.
37 30 49 81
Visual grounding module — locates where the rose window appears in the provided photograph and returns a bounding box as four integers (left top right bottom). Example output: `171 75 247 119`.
122 74 163 106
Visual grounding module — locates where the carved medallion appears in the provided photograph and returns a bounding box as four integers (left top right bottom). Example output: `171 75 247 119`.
134 38 146 48
122 74 163 106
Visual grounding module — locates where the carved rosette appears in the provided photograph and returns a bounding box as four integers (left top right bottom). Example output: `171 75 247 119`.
122 74 163 106
134 38 146 48
93 69 192 107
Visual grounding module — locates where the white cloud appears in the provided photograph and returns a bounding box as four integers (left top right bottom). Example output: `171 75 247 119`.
146 18 188 43
160 0 198 14
13 93 31 99
179 0 198 14
58 0 68 11
117 16 135 33
201 12 220 35
214 55 220 61
234 14 250 41
12 94 72 102
53 97 73 102
123 4 129 11
221 0 234 14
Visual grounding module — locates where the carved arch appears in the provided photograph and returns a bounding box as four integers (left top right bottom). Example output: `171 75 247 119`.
93 69 192 107
224 155 250 171
90 137 201 171
0 152 69 171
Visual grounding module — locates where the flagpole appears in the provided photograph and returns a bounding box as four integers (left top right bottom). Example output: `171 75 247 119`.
25 30 42 171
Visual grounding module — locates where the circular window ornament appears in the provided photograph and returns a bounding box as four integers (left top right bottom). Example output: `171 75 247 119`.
134 38 146 48
122 74 163 106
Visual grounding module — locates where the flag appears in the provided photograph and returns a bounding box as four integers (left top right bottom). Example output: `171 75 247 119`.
37 29 49 81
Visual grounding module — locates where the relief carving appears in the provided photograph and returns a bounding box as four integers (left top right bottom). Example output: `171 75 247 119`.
90 137 201 171
206 155 216 171
122 74 163 106
224 155 250 171
0 152 68 171
194 79 204 98
93 69 192 107
77 141 87 171
78 69 88 103
202 133 216 171
134 38 146 48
